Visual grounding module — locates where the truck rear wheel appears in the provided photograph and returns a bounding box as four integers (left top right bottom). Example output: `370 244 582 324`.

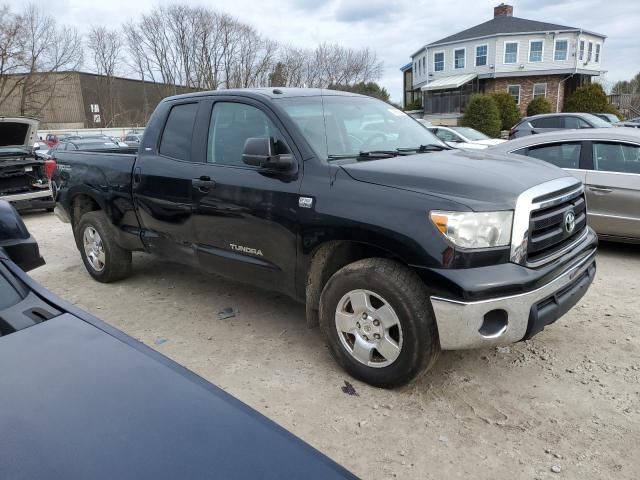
319 258 440 388
77 211 132 283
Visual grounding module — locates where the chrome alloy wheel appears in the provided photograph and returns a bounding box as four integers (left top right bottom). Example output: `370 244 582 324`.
83 226 106 272
334 289 403 368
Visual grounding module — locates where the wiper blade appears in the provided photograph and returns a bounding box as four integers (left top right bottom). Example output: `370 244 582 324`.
327 150 399 161
397 144 450 153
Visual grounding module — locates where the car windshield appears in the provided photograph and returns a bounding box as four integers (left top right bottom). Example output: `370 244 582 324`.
450 127 490 141
583 113 613 128
275 95 446 161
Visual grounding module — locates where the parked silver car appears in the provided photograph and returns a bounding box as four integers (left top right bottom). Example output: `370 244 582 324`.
488 129 640 243
509 113 612 139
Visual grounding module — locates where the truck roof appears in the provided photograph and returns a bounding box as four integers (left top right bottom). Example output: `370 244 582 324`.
165 87 366 103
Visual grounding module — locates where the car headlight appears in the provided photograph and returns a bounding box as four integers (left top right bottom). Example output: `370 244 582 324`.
430 210 513 249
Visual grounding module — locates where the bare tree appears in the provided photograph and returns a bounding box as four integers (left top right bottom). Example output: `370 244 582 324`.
0 5 25 110
86 25 123 126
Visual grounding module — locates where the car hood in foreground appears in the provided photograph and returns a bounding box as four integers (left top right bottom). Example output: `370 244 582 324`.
340 149 574 211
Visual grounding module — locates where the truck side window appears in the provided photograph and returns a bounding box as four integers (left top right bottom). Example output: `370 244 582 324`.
207 102 288 167
525 142 581 169
159 103 198 161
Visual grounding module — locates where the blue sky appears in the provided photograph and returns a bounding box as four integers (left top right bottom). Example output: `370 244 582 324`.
13 0 640 102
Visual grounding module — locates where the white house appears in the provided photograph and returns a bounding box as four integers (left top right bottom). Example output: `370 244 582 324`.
402 4 606 122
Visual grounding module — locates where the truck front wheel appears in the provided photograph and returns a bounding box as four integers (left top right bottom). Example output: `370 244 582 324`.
76 211 132 283
319 258 440 388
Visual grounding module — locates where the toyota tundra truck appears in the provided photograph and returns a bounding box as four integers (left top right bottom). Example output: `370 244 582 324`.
52 88 597 387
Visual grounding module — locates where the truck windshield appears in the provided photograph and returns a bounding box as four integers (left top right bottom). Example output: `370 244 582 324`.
275 95 446 161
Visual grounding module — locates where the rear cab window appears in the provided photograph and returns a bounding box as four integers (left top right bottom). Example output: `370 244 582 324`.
159 103 199 161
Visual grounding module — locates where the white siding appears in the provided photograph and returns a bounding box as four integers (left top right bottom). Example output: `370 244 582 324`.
411 31 605 89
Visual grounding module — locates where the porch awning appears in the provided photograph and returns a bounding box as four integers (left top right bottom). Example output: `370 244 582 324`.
421 73 478 91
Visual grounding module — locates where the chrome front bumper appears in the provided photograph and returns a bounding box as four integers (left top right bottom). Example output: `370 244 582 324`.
430 248 597 350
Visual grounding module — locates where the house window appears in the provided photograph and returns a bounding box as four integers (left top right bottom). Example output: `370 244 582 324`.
587 42 593 62
508 85 521 105
533 83 547 98
454 48 465 69
475 45 488 66
529 40 543 62
434 52 445 72
554 39 568 61
422 57 426 73
504 42 518 64
579 40 585 60
595 43 601 62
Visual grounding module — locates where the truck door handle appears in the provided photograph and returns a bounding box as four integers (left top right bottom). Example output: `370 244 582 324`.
589 186 612 194
192 176 216 192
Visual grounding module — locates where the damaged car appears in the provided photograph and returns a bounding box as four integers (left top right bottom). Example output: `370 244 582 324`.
0 117 55 212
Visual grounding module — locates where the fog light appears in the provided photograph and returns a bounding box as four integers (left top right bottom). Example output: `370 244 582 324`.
479 309 508 338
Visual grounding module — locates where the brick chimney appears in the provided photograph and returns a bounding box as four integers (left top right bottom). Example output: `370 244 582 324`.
494 3 513 17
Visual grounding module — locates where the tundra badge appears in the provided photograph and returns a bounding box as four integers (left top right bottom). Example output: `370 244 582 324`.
299 197 313 208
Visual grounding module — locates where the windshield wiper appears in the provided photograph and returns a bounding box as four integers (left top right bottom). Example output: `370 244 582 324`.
327 150 400 161
396 144 450 153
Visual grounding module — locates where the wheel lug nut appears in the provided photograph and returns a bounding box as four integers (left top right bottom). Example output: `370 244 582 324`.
356 322 361 329
363 335 369 341
373 320 380 326
361 312 367 319
374 333 380 340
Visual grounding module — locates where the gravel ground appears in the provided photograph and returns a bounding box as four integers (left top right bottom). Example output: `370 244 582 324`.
23 211 640 480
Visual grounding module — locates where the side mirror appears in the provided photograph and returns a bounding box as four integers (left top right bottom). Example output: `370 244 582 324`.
242 137 293 170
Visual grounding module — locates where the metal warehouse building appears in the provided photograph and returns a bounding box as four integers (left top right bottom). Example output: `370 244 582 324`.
0 71 195 129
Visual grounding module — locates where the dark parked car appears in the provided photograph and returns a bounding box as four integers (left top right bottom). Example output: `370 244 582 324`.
509 112 612 139
50 138 122 154
488 128 640 243
52 88 597 387
0 117 55 212
123 133 143 147
0 199 355 480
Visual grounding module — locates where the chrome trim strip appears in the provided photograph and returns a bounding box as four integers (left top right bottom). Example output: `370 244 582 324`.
431 247 596 350
510 177 583 265
2 189 53 202
589 212 639 221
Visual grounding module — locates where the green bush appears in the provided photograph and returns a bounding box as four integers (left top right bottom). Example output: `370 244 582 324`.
404 99 423 111
462 95 501 138
490 92 521 130
526 96 552 116
564 83 619 116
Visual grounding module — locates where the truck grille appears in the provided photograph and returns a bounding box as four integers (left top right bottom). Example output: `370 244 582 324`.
527 188 587 266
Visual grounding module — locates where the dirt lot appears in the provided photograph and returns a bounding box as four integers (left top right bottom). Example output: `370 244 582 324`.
23 211 639 480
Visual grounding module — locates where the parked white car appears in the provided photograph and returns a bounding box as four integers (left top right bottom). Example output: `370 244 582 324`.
426 126 506 150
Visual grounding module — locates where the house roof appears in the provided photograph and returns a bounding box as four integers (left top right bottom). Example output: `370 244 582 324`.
427 15 605 47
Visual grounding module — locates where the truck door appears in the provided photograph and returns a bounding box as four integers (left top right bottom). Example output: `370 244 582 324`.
133 101 201 266
189 98 302 295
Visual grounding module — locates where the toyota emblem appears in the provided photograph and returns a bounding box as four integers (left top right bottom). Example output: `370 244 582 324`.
564 211 576 234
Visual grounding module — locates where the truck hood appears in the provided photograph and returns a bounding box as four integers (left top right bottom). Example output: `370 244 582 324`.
0 117 39 154
340 149 573 211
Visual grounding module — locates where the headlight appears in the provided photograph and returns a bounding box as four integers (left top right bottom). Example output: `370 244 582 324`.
430 211 513 249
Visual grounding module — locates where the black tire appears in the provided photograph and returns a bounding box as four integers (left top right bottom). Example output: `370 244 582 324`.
46 207 54 212
319 258 440 388
76 211 132 283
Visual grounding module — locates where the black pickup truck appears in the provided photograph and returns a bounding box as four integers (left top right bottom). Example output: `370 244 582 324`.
52 88 597 387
